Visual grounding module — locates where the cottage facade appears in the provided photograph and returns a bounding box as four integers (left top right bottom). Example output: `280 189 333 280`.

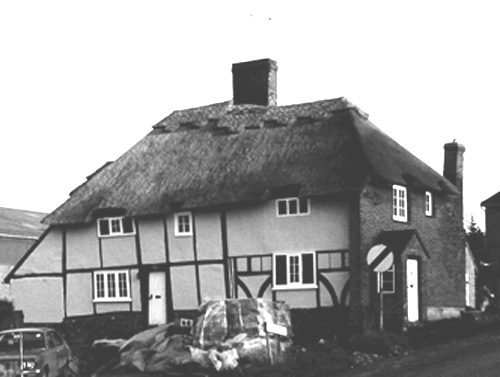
7 59 467 334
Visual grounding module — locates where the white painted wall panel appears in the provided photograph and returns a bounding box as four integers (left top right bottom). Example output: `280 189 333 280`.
11 278 64 322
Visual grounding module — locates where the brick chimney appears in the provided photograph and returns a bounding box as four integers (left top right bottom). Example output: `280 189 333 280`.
444 140 466 193
232 58 277 106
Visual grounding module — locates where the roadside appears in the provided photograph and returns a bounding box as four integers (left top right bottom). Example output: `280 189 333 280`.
337 329 500 376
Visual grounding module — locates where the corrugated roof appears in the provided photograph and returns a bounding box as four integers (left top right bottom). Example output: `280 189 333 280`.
43 97 458 225
0 207 47 238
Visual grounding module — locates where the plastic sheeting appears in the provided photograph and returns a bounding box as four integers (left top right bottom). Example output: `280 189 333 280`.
93 298 292 376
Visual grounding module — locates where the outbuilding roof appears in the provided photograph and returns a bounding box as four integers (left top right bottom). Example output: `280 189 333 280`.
43 97 458 225
481 192 500 208
0 207 47 239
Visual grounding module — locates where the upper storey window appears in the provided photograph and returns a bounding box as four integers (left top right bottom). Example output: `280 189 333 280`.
276 198 310 217
392 185 408 222
425 191 433 217
175 212 193 237
98 217 135 237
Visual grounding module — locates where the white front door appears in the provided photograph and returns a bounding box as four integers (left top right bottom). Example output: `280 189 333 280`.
406 259 420 322
148 271 167 325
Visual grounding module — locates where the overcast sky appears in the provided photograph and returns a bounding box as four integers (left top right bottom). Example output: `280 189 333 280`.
1 1 498 230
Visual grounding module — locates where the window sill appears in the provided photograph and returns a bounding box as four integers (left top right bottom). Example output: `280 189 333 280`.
93 298 132 303
272 284 318 291
98 234 136 238
174 233 193 238
392 218 408 223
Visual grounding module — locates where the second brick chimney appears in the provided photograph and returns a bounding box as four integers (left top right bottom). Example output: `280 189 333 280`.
443 140 466 193
232 58 278 106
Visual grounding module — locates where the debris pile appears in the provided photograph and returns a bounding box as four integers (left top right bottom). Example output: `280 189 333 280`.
92 298 292 375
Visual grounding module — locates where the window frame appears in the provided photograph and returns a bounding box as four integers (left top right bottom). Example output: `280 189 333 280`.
276 198 310 217
425 191 433 217
174 212 193 237
272 251 317 290
93 270 131 302
392 185 408 222
97 216 135 238
377 265 395 294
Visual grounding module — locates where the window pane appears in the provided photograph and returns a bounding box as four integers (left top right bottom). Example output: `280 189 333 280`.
177 214 191 234
96 274 105 297
289 255 300 283
110 219 121 233
277 200 287 215
275 255 287 285
302 253 314 284
99 220 110 236
122 217 134 233
299 198 309 214
118 272 128 297
289 199 298 215
108 274 116 297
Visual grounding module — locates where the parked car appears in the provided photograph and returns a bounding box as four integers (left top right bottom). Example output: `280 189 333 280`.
0 328 72 377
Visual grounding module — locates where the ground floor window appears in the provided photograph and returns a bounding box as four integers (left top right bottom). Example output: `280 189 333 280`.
94 270 131 302
273 251 316 289
377 265 395 293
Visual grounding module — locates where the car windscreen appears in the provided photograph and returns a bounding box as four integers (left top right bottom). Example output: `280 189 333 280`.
0 332 45 352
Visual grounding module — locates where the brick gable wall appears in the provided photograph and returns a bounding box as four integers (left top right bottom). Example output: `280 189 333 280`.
352 181 465 331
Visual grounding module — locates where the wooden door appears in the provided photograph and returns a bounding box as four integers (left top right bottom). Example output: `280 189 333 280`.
148 271 167 325
406 259 420 322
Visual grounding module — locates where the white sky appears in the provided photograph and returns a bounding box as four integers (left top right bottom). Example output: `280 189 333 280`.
1 1 498 231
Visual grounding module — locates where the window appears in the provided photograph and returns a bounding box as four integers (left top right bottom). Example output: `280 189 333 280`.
276 198 310 217
273 252 316 289
425 191 433 216
392 185 407 222
94 270 131 302
98 217 135 237
175 212 193 236
377 265 395 293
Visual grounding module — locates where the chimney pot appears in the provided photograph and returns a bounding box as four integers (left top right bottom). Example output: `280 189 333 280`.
232 58 277 106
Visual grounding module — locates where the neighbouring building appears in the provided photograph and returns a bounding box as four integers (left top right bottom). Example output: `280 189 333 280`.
480 192 500 297
0 207 47 299
6 59 468 336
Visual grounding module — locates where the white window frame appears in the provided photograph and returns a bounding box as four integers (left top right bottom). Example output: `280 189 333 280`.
425 191 433 216
93 270 131 302
97 216 135 237
272 251 317 290
377 265 395 294
174 212 193 237
392 185 408 222
276 198 310 217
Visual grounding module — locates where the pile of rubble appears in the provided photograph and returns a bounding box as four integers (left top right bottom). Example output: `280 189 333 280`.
92 298 292 375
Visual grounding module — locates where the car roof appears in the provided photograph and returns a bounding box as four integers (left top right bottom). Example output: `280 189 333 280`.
0 327 49 334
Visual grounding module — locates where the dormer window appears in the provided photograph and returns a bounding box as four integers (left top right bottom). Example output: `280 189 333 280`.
98 217 135 237
392 185 407 222
425 191 433 217
276 198 310 217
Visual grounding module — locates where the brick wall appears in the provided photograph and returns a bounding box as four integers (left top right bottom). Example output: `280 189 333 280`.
355 180 465 330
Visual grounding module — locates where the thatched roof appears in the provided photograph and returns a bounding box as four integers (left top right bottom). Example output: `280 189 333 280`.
0 207 47 239
43 97 458 225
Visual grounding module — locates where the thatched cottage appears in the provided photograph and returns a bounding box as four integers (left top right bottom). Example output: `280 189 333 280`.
6 59 468 336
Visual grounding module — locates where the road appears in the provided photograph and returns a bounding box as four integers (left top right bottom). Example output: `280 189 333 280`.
337 331 500 377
